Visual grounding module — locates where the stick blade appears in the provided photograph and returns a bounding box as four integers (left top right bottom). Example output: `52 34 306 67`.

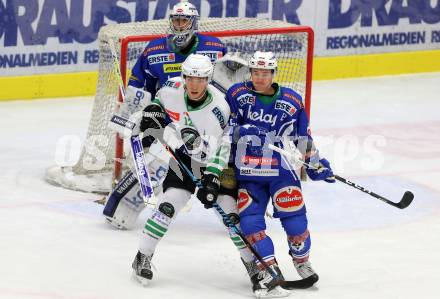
398 191 414 209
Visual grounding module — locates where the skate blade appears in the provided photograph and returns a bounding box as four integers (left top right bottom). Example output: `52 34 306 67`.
254 286 291 298
132 270 151 287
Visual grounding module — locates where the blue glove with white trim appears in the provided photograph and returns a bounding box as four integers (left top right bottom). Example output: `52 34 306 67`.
305 153 335 183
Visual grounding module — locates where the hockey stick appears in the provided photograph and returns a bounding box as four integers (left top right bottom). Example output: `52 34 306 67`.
107 39 154 202
160 144 317 289
268 144 414 209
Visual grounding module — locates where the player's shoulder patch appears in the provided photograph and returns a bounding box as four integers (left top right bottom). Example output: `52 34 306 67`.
229 83 248 97
198 34 225 48
142 37 167 56
281 87 304 109
163 77 183 89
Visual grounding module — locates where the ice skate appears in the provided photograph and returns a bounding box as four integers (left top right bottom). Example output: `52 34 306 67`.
241 258 260 286
132 251 153 286
252 264 290 298
293 259 319 282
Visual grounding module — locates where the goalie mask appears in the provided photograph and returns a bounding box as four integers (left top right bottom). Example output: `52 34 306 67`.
168 1 199 50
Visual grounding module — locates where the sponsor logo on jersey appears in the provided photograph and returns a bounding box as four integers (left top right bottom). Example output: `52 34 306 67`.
275 100 297 116
163 80 181 89
204 41 224 48
163 63 182 73
148 53 176 65
247 106 277 126
143 44 166 56
237 189 252 212
273 186 304 213
283 92 303 108
165 108 180 121
239 167 279 177
237 94 256 106
241 156 278 166
196 50 223 62
211 107 225 128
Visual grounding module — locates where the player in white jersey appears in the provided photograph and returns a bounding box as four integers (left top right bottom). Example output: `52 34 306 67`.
131 54 257 286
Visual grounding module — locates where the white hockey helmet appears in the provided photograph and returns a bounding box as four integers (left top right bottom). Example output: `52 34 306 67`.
248 51 278 71
182 54 214 81
169 1 199 49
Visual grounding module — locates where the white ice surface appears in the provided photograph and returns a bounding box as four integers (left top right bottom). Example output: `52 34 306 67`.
0 73 439 299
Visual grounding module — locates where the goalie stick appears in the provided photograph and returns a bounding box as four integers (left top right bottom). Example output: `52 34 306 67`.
107 38 154 202
268 144 414 209
161 144 317 289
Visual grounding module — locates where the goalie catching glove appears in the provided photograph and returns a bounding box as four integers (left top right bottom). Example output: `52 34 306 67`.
305 152 335 183
196 174 221 209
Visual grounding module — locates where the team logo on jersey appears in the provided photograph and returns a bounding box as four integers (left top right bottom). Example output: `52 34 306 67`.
163 80 181 89
247 106 277 126
165 108 180 121
148 53 176 65
237 94 256 106
237 189 253 212
211 107 225 128
180 126 208 161
163 63 182 73
273 186 304 213
197 51 223 62
275 100 297 116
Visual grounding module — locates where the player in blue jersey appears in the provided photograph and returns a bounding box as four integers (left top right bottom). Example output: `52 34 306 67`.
223 51 335 295
127 0 227 100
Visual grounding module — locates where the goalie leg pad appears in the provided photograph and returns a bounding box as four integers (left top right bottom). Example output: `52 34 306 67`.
103 170 145 230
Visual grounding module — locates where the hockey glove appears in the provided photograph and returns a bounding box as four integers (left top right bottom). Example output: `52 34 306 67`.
305 154 335 183
196 174 221 209
140 104 167 148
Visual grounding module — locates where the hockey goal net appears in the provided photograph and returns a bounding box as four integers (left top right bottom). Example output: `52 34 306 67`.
45 17 314 193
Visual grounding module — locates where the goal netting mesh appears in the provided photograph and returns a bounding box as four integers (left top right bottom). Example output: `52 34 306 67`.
45 17 314 193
